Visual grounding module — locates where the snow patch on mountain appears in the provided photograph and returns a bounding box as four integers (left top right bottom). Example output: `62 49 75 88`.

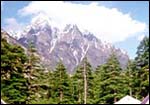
10 14 129 73
80 44 90 62
73 50 79 65
49 39 57 53
31 13 51 27
94 40 98 49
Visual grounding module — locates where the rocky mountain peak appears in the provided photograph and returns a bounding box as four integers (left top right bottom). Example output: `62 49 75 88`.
4 16 129 74
63 24 81 34
31 13 51 27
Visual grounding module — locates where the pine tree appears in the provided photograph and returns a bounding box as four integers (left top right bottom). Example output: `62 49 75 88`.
93 64 108 104
72 65 84 104
30 70 54 104
135 36 149 68
1 38 29 104
72 57 94 104
133 36 149 99
52 61 71 104
24 41 44 103
94 52 127 104
123 60 135 97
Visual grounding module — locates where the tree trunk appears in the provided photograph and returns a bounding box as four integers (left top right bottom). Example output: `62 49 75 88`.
83 59 87 104
114 90 117 103
114 97 117 103
129 67 132 96
78 92 81 103
59 70 63 102
60 89 63 102
130 87 132 96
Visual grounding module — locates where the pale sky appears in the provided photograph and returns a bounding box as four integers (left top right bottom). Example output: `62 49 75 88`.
1 1 149 59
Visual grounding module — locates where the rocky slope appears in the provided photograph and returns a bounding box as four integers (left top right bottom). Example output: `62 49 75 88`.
15 15 129 74
15 17 129 73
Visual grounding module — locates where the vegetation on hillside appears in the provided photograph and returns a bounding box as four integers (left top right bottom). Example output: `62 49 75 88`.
1 35 149 104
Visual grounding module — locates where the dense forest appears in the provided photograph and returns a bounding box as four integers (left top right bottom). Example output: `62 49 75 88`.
1 36 149 104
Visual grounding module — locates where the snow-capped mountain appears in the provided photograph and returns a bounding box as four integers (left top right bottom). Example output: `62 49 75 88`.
1 29 27 53
7 15 129 74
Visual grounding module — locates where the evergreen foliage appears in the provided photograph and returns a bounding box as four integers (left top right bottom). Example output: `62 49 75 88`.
1 34 149 104
93 52 127 104
1 38 29 104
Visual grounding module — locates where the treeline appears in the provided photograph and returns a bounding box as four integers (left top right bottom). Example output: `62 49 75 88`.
1 36 149 104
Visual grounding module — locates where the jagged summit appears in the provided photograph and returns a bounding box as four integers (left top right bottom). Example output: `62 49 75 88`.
31 13 51 28
3 15 129 74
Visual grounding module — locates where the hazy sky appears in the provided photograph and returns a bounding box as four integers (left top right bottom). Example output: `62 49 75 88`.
1 1 149 59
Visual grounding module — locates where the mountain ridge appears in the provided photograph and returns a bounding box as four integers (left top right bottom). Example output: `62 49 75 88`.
2 16 129 74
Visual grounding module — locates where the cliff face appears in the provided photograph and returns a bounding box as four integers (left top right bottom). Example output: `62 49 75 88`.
2 15 129 74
